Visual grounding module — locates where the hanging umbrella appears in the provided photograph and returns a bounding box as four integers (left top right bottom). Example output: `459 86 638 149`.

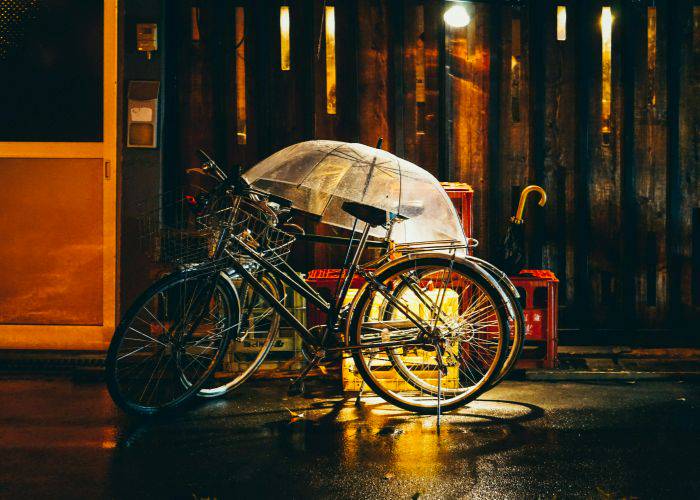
243 140 468 250
500 185 547 275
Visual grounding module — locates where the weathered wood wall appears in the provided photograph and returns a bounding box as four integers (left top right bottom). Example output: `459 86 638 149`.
165 0 700 334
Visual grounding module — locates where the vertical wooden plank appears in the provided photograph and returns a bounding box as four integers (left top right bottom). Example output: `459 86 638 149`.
397 1 440 178
543 1 578 322
621 0 638 331
389 0 405 157
489 6 534 266
678 0 700 325
587 0 624 329
437 2 448 181
258 0 313 156
446 2 491 257
176 0 217 180
223 1 255 169
528 0 545 270
421 3 441 178
486 3 502 259
401 1 419 164
336 0 361 142
161 0 183 195
633 1 669 328
314 0 336 140
573 0 593 331
357 0 391 150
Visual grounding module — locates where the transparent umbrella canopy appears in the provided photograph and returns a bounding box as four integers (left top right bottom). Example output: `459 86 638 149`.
243 140 467 248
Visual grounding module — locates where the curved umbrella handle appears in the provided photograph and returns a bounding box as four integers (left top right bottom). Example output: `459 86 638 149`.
513 185 547 223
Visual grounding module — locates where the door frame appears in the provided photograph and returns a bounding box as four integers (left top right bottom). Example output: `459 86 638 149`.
0 0 119 350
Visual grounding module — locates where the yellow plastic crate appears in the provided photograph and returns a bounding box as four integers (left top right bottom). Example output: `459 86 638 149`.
342 287 461 392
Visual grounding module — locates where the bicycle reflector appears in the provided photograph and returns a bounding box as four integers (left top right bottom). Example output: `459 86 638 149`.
184 194 208 216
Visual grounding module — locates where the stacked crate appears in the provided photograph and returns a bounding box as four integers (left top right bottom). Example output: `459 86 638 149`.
511 270 559 369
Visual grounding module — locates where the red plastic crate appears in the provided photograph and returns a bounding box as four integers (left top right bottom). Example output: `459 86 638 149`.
510 270 559 369
440 182 473 242
305 269 367 327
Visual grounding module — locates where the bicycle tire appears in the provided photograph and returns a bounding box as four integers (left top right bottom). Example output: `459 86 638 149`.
348 255 509 414
106 269 238 415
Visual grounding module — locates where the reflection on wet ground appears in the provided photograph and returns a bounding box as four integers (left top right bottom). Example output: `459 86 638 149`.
0 377 698 498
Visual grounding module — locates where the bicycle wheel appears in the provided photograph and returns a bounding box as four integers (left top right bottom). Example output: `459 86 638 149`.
106 270 238 415
198 271 282 398
488 279 525 386
386 263 525 389
348 255 509 414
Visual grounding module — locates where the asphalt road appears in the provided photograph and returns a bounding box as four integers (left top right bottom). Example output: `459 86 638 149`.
0 376 698 499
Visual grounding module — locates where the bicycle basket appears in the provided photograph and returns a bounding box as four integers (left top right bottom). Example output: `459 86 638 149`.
227 198 296 266
132 189 239 267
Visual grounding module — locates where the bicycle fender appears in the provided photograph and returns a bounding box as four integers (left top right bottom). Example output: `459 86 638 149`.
368 252 517 320
218 270 242 319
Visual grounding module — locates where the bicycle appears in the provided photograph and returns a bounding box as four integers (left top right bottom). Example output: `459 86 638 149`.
106 150 515 415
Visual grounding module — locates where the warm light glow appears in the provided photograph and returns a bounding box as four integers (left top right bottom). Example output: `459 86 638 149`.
601 7 613 139
443 4 470 28
191 7 200 42
647 7 657 111
415 4 426 133
556 6 566 41
280 6 291 71
325 6 337 115
601 7 613 36
235 7 247 144
511 17 522 122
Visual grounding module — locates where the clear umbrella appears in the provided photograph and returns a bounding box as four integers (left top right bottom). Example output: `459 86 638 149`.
243 140 467 249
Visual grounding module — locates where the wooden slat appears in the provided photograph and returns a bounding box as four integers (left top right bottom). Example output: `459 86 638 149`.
573 0 593 330
421 1 441 178
486 3 502 261
632 2 669 328
529 0 546 270
587 0 624 329
400 1 419 164
677 0 700 324
496 5 533 265
446 2 491 257
357 0 391 150
542 0 578 321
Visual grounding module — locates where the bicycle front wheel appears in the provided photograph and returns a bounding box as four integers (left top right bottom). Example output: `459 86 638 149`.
106 270 237 415
348 255 509 414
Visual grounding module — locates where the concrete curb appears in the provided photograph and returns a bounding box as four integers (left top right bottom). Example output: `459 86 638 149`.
524 370 700 381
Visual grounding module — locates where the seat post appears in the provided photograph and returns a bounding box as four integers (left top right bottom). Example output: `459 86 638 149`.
322 222 372 343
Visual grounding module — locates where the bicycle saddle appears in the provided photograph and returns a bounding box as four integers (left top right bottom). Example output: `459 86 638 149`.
341 201 388 227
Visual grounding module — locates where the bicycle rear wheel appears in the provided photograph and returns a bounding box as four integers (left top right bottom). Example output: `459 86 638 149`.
387 262 525 389
106 270 237 415
348 255 509 414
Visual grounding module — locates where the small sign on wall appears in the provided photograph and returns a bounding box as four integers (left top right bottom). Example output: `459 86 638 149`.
127 80 159 148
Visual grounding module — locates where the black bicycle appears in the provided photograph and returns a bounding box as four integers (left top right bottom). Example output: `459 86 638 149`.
106 150 514 415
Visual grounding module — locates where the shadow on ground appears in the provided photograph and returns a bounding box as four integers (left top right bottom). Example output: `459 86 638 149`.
0 377 698 498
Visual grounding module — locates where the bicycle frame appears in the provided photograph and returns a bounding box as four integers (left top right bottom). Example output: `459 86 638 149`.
225 223 437 354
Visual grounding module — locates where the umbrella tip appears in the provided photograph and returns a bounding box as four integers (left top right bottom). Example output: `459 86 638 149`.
376 137 383 149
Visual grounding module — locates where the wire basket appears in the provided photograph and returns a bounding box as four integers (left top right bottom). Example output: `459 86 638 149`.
227 198 296 267
133 189 240 268
133 190 296 271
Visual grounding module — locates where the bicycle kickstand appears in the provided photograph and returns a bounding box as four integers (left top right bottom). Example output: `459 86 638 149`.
288 354 322 396
434 341 446 431
355 381 365 406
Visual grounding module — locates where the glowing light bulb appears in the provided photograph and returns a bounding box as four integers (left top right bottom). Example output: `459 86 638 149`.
444 4 470 28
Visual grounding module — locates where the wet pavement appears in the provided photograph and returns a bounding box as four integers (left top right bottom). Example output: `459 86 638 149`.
0 376 698 499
